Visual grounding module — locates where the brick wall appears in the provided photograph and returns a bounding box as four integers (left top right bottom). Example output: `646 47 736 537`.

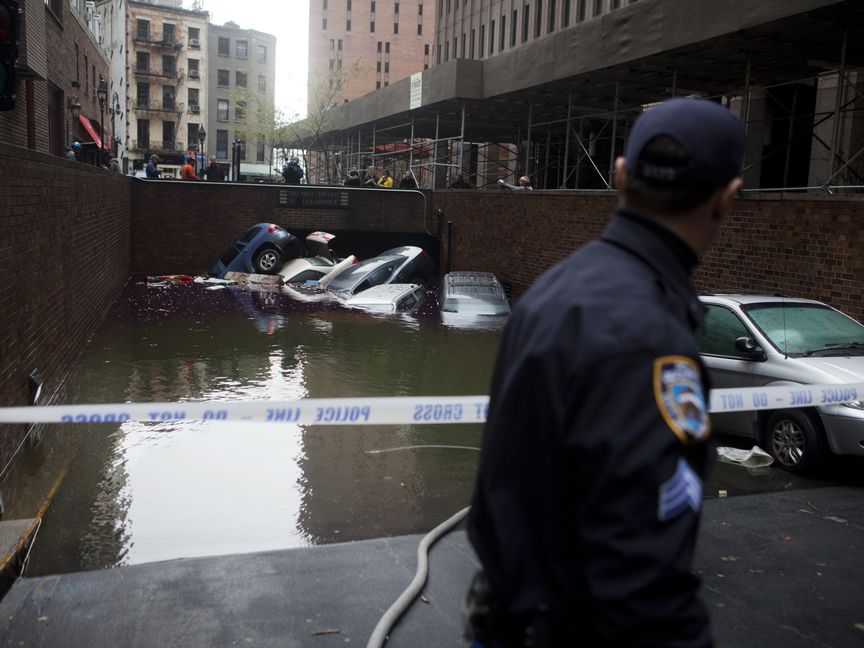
130 183 430 273
431 191 864 323
0 143 130 471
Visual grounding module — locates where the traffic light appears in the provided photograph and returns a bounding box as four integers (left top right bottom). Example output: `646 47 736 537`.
0 0 20 111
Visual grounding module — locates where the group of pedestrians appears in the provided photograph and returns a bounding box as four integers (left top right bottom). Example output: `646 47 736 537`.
144 154 226 181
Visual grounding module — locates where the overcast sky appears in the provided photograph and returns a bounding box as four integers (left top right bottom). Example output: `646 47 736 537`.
185 0 310 119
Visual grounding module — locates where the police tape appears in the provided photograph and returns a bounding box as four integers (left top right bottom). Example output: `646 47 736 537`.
0 383 860 426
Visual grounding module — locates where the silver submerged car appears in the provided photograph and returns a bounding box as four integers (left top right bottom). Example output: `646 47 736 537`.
439 272 511 328
697 294 864 473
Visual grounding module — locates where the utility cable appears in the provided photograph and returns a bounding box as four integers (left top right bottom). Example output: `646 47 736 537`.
366 505 471 648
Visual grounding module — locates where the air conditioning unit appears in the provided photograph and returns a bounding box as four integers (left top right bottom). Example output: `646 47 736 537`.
189 104 200 113
189 70 199 78
189 38 200 48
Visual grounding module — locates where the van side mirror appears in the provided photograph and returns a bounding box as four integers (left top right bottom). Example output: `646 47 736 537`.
735 336 767 361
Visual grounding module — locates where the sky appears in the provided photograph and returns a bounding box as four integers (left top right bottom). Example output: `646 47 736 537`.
184 0 310 120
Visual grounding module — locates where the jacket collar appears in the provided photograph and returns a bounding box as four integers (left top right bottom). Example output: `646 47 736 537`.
603 207 705 330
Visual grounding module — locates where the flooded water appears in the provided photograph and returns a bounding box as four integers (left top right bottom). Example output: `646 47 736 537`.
4 278 501 575
3 278 861 577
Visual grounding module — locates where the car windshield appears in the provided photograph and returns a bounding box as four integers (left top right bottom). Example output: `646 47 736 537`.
326 255 404 291
742 302 864 356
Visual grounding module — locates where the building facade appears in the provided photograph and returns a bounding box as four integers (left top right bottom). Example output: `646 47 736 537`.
1 0 111 163
307 0 435 111
127 0 209 177
207 21 276 179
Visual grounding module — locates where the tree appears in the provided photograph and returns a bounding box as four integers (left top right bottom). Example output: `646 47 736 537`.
231 85 289 178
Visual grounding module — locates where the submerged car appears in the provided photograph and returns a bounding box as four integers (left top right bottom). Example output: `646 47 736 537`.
697 294 864 473
209 223 305 277
344 284 425 313
278 232 358 285
325 246 436 295
439 272 510 328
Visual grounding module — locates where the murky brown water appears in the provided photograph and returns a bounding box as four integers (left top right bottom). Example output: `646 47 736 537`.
3 278 501 575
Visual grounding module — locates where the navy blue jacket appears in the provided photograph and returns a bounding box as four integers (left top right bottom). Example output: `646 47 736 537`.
468 208 715 647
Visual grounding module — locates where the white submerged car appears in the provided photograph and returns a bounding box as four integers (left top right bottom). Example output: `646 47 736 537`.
344 284 426 313
697 294 864 473
278 231 358 285
439 272 511 329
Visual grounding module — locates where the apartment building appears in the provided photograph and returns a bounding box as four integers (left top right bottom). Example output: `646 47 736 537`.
0 0 110 162
128 0 209 177
308 0 435 111
207 21 276 179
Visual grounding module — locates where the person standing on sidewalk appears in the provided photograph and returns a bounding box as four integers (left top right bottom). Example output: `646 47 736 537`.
466 98 746 647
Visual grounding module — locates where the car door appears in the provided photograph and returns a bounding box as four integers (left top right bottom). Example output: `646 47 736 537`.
696 304 759 436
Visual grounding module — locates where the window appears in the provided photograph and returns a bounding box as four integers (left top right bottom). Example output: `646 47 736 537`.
136 19 150 40
217 130 228 159
563 0 571 26
258 45 267 63
137 83 150 107
163 121 175 148
236 101 247 120
461 33 466 57
218 69 230 86
490 20 495 54
258 75 267 93
470 29 475 58
162 55 176 76
594 0 603 16
452 38 456 59
188 123 200 149
522 5 530 43
188 88 199 110
162 86 175 111
188 27 200 47
535 0 542 37
612 0 620 8
577 0 586 22
549 0 557 32
85 54 89 93
424 43 429 69
236 71 247 87
743 303 864 356
236 39 248 58
347 0 352 30
370 20 375 32
188 58 199 78
163 23 175 45
500 15 505 50
511 11 517 46
218 37 230 56
696 306 752 358
257 139 265 162
136 52 149 72
217 99 229 121
137 119 150 148
394 1 399 32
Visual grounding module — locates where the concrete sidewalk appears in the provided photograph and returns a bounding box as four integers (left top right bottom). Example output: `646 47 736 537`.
0 488 860 647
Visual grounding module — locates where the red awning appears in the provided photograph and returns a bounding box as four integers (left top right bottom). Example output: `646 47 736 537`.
78 115 109 150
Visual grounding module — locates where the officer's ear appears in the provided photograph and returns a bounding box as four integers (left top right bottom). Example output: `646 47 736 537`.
714 177 742 220
613 157 629 192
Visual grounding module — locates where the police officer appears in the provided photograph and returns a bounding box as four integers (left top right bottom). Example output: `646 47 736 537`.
466 98 746 647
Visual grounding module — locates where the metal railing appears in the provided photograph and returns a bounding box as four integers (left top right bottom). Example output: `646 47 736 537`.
133 102 185 114
133 34 185 49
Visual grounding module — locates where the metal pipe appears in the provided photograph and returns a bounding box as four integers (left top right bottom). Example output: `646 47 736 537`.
608 81 620 186
409 118 415 171
782 85 798 189
432 112 440 190
447 221 453 273
525 102 533 178
457 104 466 176
827 28 849 186
742 52 752 138
562 93 572 189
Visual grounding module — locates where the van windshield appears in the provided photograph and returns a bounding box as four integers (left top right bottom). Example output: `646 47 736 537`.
742 303 864 356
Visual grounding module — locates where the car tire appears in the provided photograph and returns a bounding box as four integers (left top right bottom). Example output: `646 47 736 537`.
760 409 828 474
253 247 283 274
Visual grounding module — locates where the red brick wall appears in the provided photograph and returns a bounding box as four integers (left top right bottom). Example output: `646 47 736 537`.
129 183 430 274
431 191 864 323
0 143 130 471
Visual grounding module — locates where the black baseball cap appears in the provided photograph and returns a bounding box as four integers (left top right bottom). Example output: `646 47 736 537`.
625 98 746 187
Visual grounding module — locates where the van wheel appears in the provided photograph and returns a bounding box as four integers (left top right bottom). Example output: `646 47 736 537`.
253 247 283 274
760 410 827 474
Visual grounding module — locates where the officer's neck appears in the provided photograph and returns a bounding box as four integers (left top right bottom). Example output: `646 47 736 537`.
615 207 699 274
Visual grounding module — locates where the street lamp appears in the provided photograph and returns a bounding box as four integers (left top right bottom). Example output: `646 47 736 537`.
197 125 206 174
97 77 107 166
68 97 81 119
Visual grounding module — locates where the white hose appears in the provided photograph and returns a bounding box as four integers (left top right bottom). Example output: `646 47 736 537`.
366 506 471 648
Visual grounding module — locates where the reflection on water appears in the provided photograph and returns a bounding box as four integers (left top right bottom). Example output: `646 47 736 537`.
6 279 501 575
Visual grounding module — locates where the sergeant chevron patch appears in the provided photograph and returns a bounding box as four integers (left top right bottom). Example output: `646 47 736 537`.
658 457 702 521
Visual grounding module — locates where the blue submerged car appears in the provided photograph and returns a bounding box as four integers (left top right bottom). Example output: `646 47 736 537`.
209 223 306 277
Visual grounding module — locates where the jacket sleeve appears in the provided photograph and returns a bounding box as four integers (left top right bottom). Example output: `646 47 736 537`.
565 349 713 647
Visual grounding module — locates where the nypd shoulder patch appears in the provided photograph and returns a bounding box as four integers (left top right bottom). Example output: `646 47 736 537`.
653 356 710 444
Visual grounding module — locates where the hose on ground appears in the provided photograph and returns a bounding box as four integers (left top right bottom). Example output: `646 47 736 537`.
366 505 471 648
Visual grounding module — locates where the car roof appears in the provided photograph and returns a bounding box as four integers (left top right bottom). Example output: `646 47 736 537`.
699 294 827 307
441 272 508 302
345 284 420 305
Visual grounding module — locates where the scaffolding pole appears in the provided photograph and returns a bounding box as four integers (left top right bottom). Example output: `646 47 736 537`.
827 28 848 186
458 105 466 174
525 103 533 178
562 93 572 188
608 81 620 186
